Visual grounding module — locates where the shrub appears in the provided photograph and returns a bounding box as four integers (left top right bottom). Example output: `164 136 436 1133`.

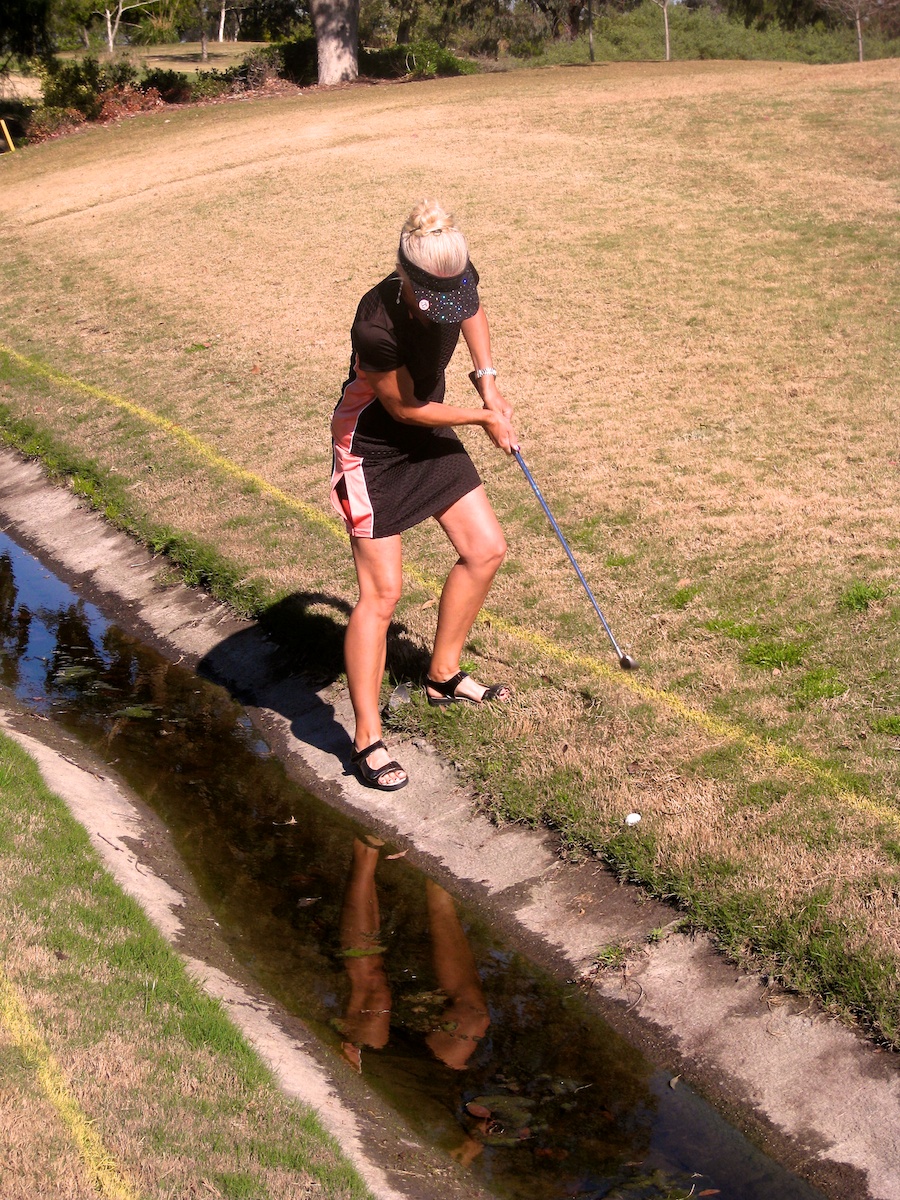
503 0 900 65
140 67 193 103
98 85 163 121
188 70 233 100
38 56 139 120
276 33 319 86
508 36 546 58
233 45 285 88
359 40 478 79
26 105 85 142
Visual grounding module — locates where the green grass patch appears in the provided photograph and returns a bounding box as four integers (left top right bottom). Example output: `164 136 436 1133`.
840 580 889 612
742 639 805 670
793 667 847 706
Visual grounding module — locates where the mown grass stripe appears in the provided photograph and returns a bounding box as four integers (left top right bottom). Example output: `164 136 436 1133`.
3 344 897 832
0 965 140 1200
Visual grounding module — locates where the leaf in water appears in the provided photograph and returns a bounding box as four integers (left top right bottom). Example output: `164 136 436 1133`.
465 1102 491 1119
54 665 95 683
698 1192 721 1197
339 945 387 958
296 897 320 908
386 849 408 859
114 706 156 719
273 816 298 826
669 1074 681 1089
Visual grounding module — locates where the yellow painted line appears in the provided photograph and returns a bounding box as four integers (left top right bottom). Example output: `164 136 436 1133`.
0 965 139 1199
0 344 338 538
2 344 897 829
476 611 899 827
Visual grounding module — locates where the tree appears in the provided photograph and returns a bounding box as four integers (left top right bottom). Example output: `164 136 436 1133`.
817 0 900 58
309 0 359 83
1 0 53 73
51 0 98 49
722 0 830 28
529 0 585 39
93 0 162 51
649 0 671 59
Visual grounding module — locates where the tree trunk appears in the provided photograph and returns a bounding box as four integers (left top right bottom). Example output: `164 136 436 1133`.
218 0 226 41
664 1 670 60
566 3 580 39
588 0 594 61
396 0 418 44
104 7 115 53
309 0 359 85
856 10 864 60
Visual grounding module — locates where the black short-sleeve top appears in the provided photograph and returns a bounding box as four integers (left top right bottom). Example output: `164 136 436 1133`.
339 267 479 454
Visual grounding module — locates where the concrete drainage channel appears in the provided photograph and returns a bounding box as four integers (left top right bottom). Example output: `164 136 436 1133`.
0 447 898 1200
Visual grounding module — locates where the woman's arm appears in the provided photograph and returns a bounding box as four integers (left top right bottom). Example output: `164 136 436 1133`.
364 364 517 454
461 305 512 420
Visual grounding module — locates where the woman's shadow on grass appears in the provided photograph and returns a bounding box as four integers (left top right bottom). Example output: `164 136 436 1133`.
197 591 428 771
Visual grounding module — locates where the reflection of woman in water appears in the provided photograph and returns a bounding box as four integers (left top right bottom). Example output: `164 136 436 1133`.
338 836 490 1075
337 836 661 1179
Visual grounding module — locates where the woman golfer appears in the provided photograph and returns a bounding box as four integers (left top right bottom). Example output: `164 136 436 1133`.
331 199 517 791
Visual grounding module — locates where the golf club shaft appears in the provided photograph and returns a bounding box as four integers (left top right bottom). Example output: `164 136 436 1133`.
513 449 628 662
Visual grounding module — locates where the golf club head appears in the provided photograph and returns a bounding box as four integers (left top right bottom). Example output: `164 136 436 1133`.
619 654 638 671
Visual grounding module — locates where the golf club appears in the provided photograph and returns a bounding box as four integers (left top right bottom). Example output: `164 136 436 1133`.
513 449 638 671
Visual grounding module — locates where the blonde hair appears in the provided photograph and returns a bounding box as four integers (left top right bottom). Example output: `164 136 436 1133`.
399 199 469 278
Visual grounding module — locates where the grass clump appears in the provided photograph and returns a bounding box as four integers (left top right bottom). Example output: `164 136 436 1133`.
840 580 889 612
706 617 805 669
793 667 846 706
742 639 805 670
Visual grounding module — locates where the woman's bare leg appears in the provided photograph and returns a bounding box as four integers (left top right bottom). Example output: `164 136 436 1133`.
428 486 509 703
345 534 406 785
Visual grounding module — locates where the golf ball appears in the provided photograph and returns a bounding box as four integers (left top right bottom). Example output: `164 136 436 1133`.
624 812 642 826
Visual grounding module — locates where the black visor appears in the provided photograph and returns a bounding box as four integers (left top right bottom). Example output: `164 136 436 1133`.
398 243 480 324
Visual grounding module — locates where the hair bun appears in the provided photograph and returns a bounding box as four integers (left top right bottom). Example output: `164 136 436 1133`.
405 199 453 238
399 199 469 278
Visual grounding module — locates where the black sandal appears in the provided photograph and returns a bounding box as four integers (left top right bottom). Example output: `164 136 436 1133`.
351 740 408 791
425 671 512 707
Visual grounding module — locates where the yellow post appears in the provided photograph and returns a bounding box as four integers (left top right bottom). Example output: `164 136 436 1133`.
0 120 16 153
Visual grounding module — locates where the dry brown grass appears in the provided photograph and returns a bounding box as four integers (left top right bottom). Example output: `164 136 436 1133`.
1 59 899 1038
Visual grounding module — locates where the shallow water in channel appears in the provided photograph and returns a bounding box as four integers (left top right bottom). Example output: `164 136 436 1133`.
0 529 826 1200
